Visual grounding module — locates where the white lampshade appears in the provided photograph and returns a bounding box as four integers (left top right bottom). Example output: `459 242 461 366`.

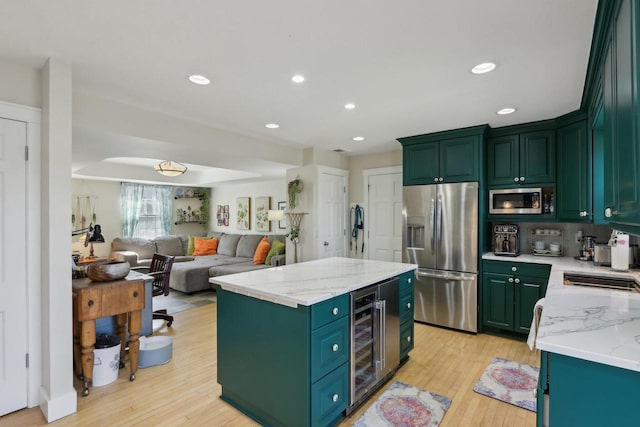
155 160 187 177
268 210 284 221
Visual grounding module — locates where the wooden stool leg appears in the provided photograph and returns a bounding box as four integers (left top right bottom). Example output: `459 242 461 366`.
116 313 128 369
73 298 83 380
128 310 141 381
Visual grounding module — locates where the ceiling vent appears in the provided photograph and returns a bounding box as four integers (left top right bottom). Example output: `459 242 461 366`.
333 148 352 153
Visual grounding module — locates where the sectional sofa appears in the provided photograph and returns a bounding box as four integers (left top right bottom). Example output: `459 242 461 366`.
111 232 286 294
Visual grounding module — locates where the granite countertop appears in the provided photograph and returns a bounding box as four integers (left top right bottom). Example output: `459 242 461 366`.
209 257 417 308
482 253 640 372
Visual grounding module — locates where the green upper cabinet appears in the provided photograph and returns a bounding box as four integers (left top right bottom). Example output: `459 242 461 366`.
487 128 556 187
557 118 592 222
398 125 486 186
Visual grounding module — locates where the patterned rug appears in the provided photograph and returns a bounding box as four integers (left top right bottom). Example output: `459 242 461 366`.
353 381 451 427
154 289 217 314
473 357 539 412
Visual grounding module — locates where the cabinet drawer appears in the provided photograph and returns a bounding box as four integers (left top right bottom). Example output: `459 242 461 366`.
311 363 348 427
399 271 415 294
483 260 550 279
311 316 349 382
311 294 349 329
400 291 414 325
400 321 414 358
75 281 145 321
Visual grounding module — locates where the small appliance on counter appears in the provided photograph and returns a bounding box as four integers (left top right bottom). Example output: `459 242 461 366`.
493 224 519 256
609 230 630 271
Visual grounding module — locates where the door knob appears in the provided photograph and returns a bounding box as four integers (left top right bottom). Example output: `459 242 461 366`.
324 241 329 246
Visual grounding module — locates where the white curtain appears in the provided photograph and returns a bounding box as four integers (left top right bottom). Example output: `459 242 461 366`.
120 182 145 237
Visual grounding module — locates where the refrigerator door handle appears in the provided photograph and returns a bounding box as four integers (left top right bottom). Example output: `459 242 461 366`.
430 198 436 251
415 270 476 282
436 195 443 251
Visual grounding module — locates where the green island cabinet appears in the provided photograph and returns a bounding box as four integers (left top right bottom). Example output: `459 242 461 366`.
487 128 556 187
556 117 592 222
482 260 550 334
398 125 486 186
216 270 415 427
537 351 639 427
601 0 640 229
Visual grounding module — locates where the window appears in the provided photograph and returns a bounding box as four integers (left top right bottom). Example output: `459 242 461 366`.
121 182 172 238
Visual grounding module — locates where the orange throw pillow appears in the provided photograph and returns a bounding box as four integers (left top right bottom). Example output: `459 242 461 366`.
192 237 218 256
253 236 271 265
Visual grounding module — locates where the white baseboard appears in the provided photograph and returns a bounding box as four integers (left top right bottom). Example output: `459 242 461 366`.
38 387 76 422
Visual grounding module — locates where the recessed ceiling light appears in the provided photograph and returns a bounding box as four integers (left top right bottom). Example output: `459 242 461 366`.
345 103 356 110
353 136 365 141
188 74 210 85
265 123 280 129
471 62 496 74
497 107 516 115
291 74 305 83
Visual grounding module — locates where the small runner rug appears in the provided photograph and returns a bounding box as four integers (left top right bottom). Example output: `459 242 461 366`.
473 357 539 412
353 381 452 427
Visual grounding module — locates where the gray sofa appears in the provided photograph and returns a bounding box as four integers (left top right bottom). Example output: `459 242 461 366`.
111 232 285 293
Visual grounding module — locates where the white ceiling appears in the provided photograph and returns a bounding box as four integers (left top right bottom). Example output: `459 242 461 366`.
0 0 598 185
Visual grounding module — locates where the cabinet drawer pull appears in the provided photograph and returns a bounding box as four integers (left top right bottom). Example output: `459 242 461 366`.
511 266 517 272
406 302 411 309
332 307 339 316
520 176 525 182
514 278 520 284
408 278 412 283
406 336 412 343
508 278 514 283
133 291 139 298
438 177 444 182
332 344 339 352
88 299 94 307
332 394 339 402
433 178 438 182
514 177 520 182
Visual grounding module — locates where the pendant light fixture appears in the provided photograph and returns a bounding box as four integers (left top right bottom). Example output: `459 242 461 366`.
155 160 187 177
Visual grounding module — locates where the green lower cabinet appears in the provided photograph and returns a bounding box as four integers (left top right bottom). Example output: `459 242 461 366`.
482 261 549 334
399 271 415 360
538 351 640 426
311 364 349 427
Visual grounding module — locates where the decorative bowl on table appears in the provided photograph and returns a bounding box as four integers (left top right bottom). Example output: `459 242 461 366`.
86 261 131 282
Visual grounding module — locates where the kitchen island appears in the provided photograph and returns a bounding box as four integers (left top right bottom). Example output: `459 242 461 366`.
210 257 417 427
482 254 640 426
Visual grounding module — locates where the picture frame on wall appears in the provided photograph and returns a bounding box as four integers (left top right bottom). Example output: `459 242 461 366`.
277 201 287 230
216 205 223 226
236 197 250 230
255 196 271 232
223 205 229 226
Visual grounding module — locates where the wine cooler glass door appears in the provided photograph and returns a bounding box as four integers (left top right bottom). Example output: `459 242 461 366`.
350 288 377 404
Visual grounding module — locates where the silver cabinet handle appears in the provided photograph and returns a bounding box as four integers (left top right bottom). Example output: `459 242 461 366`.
406 336 412 343
438 177 443 182
508 277 514 283
511 266 517 272
408 278 412 283
332 344 339 352
406 302 411 309
433 178 438 182
332 394 339 402
514 278 520 284
605 207 618 218
520 176 525 182
332 307 338 316
514 177 520 182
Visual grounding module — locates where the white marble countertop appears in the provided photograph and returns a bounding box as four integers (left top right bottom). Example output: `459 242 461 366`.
482 253 640 372
210 257 417 308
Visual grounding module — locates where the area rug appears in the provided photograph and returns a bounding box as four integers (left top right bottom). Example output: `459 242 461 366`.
353 381 451 427
473 357 539 412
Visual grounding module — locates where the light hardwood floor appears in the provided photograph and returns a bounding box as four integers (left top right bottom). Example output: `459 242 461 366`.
2 302 539 426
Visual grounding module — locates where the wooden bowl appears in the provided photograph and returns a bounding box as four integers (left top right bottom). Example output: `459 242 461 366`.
87 261 130 282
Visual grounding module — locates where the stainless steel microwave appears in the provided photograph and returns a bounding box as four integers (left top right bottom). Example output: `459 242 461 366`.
489 188 542 214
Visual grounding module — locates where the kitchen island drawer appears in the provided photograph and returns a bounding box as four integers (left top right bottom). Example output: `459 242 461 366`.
311 294 349 329
400 322 414 358
311 316 349 382
311 363 348 427
400 291 414 324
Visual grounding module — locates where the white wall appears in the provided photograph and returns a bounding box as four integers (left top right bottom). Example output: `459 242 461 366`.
210 179 287 235
349 150 402 204
0 59 42 108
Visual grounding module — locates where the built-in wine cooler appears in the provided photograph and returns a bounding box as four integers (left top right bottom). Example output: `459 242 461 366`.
349 277 400 411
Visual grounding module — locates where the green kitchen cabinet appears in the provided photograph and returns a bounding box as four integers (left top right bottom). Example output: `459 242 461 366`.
537 351 640 427
487 130 555 187
482 260 550 335
398 270 415 361
399 126 486 185
556 119 592 222
601 0 640 229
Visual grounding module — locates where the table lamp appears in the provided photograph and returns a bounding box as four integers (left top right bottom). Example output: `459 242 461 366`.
84 223 105 259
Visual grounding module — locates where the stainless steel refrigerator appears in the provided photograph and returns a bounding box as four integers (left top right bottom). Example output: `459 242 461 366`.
402 182 478 332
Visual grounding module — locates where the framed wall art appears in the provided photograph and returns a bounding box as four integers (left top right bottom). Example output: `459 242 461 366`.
223 205 229 226
216 205 223 226
236 197 250 230
255 196 271 232
277 201 287 229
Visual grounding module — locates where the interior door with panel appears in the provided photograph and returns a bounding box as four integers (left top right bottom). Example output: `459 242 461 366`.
318 171 347 258
366 171 402 262
0 118 28 416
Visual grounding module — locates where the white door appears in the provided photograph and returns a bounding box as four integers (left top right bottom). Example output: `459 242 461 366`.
367 171 403 262
0 118 28 416
318 171 346 258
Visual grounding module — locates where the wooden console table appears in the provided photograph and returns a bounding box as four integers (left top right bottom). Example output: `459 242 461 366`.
72 275 145 396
